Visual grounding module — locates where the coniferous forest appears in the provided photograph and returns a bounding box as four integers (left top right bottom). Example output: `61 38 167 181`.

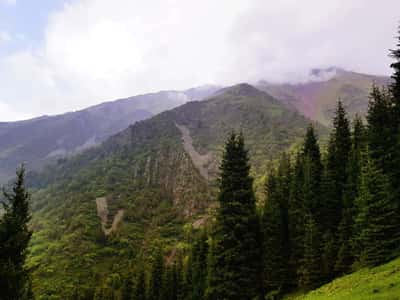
1 20 400 300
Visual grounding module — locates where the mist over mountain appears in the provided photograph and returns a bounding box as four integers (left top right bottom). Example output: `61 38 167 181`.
257 67 390 125
0 85 220 183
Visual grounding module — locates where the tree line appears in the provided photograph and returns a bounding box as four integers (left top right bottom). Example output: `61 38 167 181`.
113 27 400 300
1 26 400 300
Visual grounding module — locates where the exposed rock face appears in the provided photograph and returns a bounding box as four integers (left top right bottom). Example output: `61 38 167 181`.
95 197 125 236
175 122 213 180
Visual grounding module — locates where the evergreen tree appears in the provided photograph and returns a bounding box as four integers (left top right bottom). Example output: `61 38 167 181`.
191 230 208 300
301 125 323 216
160 263 178 300
0 166 33 300
298 213 323 290
335 116 365 274
133 267 146 300
206 132 262 300
180 255 191 300
288 154 305 287
319 102 351 279
334 208 354 275
148 248 164 300
262 165 289 296
322 101 352 232
367 85 393 173
354 152 400 266
388 27 400 208
390 25 400 120
122 274 134 300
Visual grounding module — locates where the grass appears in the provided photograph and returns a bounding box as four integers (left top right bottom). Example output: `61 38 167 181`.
285 257 400 300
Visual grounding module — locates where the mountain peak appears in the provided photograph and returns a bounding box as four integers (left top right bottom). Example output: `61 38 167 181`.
223 83 262 97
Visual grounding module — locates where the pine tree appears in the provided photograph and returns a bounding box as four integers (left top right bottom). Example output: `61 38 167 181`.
180 255 191 300
335 116 365 274
191 230 208 300
133 267 146 300
388 27 400 209
206 132 262 300
160 264 177 300
262 167 288 296
288 154 305 287
301 125 323 217
148 248 164 300
298 213 323 290
322 101 352 232
122 275 134 300
354 152 400 266
0 166 33 300
390 25 400 120
367 85 393 173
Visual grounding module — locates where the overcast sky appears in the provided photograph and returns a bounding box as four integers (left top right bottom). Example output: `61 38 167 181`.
0 0 399 121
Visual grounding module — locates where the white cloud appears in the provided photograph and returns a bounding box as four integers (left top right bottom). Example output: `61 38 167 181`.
0 0 399 121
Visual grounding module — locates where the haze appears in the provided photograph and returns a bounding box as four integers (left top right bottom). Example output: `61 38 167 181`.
0 0 399 121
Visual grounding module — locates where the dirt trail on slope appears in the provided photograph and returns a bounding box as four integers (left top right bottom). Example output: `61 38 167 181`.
175 123 212 180
95 197 124 236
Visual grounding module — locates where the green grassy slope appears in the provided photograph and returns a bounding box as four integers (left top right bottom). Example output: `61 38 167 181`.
285 257 400 300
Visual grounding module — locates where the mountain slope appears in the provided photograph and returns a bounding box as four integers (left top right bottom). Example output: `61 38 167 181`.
258 68 390 126
285 257 400 300
0 86 219 183
27 83 325 298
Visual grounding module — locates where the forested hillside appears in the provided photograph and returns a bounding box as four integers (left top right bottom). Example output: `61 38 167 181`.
1 18 399 300
22 84 316 298
0 86 219 183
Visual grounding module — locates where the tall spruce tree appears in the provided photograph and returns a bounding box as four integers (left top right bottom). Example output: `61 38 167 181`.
354 151 400 266
206 132 262 300
298 213 323 290
262 159 290 296
322 100 352 232
320 102 351 279
367 85 393 173
390 26 400 120
133 267 147 300
148 248 164 300
335 116 366 275
0 166 33 300
388 27 400 207
191 230 208 300
301 124 323 216
288 154 305 287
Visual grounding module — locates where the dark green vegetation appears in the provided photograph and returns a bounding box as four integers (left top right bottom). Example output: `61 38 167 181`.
0 166 33 299
0 86 219 183
22 83 315 299
206 133 262 300
2 24 399 300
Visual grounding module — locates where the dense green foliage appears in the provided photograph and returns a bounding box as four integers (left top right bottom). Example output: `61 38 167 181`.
0 166 33 299
18 83 315 299
2 24 400 300
206 133 262 300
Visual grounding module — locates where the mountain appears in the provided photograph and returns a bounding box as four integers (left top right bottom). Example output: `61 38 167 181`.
257 67 390 126
0 85 220 183
26 83 325 298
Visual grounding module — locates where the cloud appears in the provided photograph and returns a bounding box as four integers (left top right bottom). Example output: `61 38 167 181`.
0 0 399 121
